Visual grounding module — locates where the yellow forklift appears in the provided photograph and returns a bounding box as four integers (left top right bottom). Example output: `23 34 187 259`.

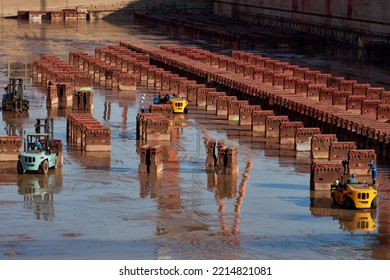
331 174 377 209
158 92 188 113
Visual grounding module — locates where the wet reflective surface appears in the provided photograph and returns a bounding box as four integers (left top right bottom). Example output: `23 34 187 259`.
1 18 390 260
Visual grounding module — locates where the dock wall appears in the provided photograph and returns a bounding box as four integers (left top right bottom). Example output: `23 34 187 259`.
1 0 210 18
214 0 390 46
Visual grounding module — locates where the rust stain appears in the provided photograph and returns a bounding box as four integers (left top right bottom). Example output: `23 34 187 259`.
0 201 20 205
3 252 22 257
347 0 353 18
62 233 82 238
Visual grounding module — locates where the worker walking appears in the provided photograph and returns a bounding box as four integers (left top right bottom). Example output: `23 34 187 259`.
140 93 146 112
367 160 377 185
341 158 348 175
153 94 160 104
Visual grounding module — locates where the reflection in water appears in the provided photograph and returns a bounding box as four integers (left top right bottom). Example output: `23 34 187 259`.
0 162 18 185
139 173 162 199
373 186 390 259
17 168 63 220
210 159 252 238
103 101 112 121
67 149 111 168
138 155 251 260
47 104 72 118
310 191 377 234
2 111 27 136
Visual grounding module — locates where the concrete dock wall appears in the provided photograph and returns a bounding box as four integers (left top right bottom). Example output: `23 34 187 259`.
214 0 390 45
1 0 209 18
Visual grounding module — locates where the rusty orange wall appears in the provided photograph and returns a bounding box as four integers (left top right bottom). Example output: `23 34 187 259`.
214 0 390 36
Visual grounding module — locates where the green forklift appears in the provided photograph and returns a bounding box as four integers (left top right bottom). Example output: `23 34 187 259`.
17 118 58 174
2 78 29 112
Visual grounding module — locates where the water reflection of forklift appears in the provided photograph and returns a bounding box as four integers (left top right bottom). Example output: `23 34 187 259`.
1 78 29 113
334 209 377 233
17 169 62 221
310 191 377 234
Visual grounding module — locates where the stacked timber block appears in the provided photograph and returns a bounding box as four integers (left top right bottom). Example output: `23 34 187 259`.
216 95 237 116
309 132 377 190
47 84 58 106
206 139 218 169
69 48 140 91
265 116 289 138
348 149 377 177
66 113 111 152
136 112 171 141
310 134 338 159
239 105 262 126
196 88 217 107
251 110 275 134
228 100 249 121
33 55 92 91
121 43 390 160
206 91 226 111
72 88 94 111
138 144 164 174
328 141 357 161
206 139 239 175
149 104 173 124
49 139 64 165
310 161 344 191
295 127 321 151
0 136 22 161
279 121 304 145
46 83 74 108
310 149 376 191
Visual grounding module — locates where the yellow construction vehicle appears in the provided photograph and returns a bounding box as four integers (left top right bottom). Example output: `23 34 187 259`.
158 92 188 113
331 175 377 209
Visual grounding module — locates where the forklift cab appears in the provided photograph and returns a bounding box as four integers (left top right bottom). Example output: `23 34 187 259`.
26 133 49 152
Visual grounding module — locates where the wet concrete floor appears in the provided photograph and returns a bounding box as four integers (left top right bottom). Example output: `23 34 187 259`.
0 18 390 260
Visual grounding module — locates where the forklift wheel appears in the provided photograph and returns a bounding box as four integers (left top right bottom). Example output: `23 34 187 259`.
371 197 378 209
40 160 49 174
17 161 24 174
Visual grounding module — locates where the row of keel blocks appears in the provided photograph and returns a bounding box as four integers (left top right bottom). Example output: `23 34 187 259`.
158 45 390 122
124 42 390 142
310 149 376 190
136 113 171 141
33 56 92 91
46 83 73 108
72 90 94 111
66 113 111 152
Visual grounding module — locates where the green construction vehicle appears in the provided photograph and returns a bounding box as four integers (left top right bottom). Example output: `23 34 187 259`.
2 78 29 112
17 118 58 174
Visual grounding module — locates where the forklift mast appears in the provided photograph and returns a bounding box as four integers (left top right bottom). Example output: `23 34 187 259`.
34 118 54 139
